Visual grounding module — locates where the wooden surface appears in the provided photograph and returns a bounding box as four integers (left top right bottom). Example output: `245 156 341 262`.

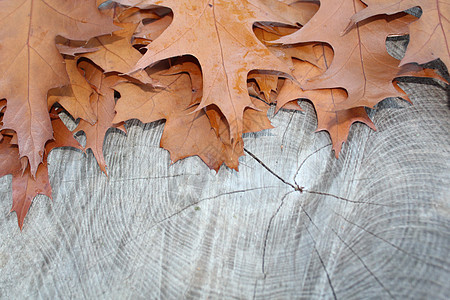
1 40 449 299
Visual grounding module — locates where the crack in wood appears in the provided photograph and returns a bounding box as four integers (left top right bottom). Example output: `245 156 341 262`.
300 210 338 300
148 187 284 231
280 111 296 149
297 197 395 299
302 189 391 207
261 191 295 278
79 186 285 272
244 147 385 206
332 209 449 272
244 145 401 297
293 143 332 187
244 148 298 190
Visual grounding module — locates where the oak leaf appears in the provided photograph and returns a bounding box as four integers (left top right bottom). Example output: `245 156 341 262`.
74 61 125 175
0 0 117 175
348 0 450 68
114 63 241 170
10 160 52 230
46 109 85 154
134 14 173 43
114 0 298 149
276 44 376 156
0 110 82 229
274 23 442 156
81 22 154 84
47 58 97 124
114 60 272 170
275 0 429 110
248 72 280 102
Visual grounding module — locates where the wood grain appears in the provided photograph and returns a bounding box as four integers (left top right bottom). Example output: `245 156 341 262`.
0 39 449 299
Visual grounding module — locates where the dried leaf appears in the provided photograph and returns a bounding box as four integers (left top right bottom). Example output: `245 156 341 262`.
114 61 272 170
46 109 85 153
82 22 154 84
74 61 124 174
134 14 173 42
0 0 117 175
276 43 375 156
275 0 422 110
348 0 450 68
0 111 82 229
248 72 280 101
11 160 52 230
114 0 297 149
48 58 97 123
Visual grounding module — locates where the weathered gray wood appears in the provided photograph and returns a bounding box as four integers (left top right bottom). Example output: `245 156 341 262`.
0 41 449 299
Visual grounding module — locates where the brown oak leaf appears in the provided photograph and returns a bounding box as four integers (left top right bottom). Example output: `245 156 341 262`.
82 22 154 84
276 44 376 156
0 110 82 229
10 160 52 230
74 61 125 175
348 0 450 68
0 0 117 175
47 58 97 124
248 72 280 102
134 14 173 43
114 60 272 170
275 0 432 110
114 0 298 150
46 108 85 154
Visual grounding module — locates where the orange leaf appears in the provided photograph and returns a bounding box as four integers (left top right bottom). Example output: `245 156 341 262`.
349 0 450 68
276 0 421 110
48 58 97 124
277 43 376 157
74 61 124 175
115 0 298 150
114 60 272 170
0 0 117 175
82 22 155 84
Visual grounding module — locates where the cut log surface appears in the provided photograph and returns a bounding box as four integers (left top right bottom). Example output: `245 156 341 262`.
1 40 449 299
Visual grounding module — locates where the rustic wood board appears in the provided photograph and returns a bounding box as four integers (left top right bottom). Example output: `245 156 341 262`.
0 41 449 299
